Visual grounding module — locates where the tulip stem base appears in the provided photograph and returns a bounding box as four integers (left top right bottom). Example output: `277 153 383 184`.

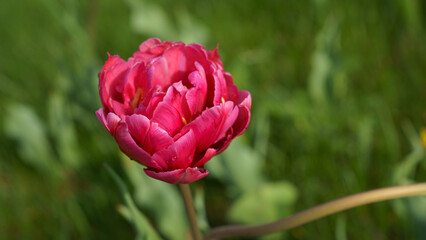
179 184 203 240
204 182 426 239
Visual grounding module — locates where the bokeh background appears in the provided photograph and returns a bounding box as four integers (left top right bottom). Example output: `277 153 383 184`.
1 0 425 239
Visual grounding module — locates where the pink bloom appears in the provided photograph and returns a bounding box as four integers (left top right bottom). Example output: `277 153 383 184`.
96 38 251 184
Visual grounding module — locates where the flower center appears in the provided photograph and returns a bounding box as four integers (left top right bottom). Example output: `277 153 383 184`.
130 88 144 109
181 117 188 125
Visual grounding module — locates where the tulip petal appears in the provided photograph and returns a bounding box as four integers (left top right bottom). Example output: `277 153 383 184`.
193 148 217 167
133 38 172 63
151 82 193 136
122 62 140 104
151 148 175 171
237 90 252 109
100 54 123 73
141 85 164 118
186 62 207 115
149 44 211 90
172 129 196 168
149 44 187 88
215 103 239 142
99 56 130 110
123 61 152 109
114 121 160 170
182 101 238 151
96 110 121 135
110 99 126 116
151 129 195 170
106 112 121 134
151 99 183 137
224 73 239 102
126 114 150 148
212 129 233 154
144 167 209 184
232 105 251 137
163 82 190 118
185 44 210 72
147 56 172 88
96 108 109 131
144 122 174 154
207 45 224 70
183 106 221 151
139 38 162 52
212 69 228 105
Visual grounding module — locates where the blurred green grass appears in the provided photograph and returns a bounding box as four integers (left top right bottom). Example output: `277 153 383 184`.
0 0 425 239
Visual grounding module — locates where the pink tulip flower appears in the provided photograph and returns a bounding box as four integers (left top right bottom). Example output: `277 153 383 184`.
96 38 251 184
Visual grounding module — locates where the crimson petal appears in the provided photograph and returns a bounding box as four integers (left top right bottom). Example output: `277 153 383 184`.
144 122 174 154
114 121 160 170
182 101 238 151
193 148 217 168
144 167 209 184
126 114 150 148
186 62 208 116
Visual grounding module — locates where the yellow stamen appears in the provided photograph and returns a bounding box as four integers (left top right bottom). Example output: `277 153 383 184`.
221 97 225 104
130 88 143 109
182 117 188 125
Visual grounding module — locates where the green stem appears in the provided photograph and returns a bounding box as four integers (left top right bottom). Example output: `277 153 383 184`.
204 183 426 239
179 184 203 240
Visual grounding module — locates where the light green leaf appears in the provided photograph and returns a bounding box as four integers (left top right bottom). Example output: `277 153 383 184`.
308 15 343 103
407 196 426 238
175 8 208 44
4 104 56 173
48 93 81 169
126 0 176 39
335 214 347 240
228 181 297 225
105 164 161 240
122 158 187 240
356 117 374 173
393 121 425 183
207 138 263 194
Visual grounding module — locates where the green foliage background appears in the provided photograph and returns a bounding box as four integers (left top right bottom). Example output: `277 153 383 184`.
0 0 425 239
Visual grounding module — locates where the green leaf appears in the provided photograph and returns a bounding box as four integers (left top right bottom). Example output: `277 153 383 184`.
393 121 425 183
125 0 176 39
48 93 81 169
105 164 161 240
4 104 57 173
308 16 343 103
207 138 264 194
407 196 426 238
175 8 208 44
335 214 348 240
122 158 187 239
228 181 297 225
